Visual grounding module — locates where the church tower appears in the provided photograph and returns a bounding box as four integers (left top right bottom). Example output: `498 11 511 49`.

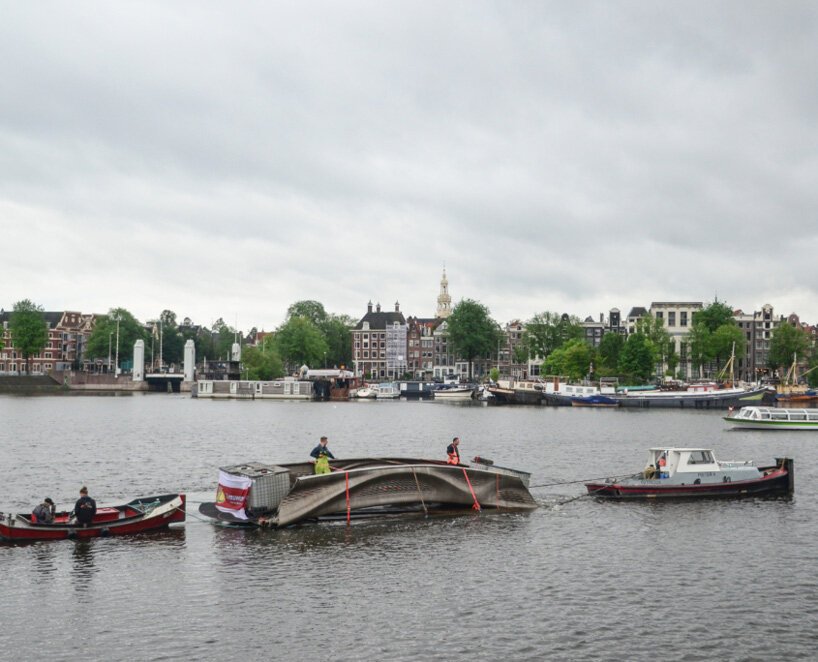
436 268 452 319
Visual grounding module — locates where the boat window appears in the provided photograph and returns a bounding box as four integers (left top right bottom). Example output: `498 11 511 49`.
688 451 712 465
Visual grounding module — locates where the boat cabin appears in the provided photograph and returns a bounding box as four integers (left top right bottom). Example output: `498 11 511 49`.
645 448 720 478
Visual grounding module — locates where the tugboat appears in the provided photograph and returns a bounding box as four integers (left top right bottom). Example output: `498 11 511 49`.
585 448 793 499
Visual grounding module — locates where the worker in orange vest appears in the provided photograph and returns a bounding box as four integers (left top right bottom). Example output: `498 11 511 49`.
446 437 461 465
657 452 667 479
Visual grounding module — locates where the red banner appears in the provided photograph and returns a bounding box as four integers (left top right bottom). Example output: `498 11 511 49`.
215 470 252 519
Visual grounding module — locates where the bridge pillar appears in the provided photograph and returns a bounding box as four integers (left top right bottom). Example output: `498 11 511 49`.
184 340 195 382
133 339 145 382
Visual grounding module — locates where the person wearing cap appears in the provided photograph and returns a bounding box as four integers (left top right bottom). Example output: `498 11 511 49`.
310 436 335 474
31 497 56 524
73 486 97 527
446 437 461 465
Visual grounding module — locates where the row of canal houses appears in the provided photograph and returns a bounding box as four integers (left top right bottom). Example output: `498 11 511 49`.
2 270 816 382
352 271 816 383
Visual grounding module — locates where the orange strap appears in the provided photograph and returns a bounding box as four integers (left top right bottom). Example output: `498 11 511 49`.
462 468 481 511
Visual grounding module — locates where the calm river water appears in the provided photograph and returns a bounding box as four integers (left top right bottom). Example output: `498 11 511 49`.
1 394 817 661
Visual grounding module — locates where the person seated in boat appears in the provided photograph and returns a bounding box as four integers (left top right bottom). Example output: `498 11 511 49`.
310 436 335 475
31 497 56 523
446 437 461 465
72 486 97 527
643 465 656 480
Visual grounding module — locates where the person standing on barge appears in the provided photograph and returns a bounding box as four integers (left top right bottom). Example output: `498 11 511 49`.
446 437 461 465
310 436 335 474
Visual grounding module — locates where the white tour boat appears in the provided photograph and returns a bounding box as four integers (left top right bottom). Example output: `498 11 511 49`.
725 406 818 430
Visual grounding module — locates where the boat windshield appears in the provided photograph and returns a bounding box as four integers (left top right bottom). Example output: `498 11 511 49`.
687 450 713 465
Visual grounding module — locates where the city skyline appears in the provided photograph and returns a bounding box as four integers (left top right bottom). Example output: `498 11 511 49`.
4 3 818 329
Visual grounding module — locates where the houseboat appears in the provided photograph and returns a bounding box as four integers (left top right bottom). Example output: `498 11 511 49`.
486 379 544 405
612 382 774 409
194 378 314 400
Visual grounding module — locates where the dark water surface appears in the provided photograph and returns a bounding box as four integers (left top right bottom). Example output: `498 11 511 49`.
1 395 817 661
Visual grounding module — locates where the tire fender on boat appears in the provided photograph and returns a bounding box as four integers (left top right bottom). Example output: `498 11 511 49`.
100 528 110 537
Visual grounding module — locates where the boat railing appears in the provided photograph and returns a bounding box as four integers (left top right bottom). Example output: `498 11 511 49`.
719 460 754 468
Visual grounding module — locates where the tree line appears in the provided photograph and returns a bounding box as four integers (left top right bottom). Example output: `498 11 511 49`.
4 297 817 385
443 299 818 386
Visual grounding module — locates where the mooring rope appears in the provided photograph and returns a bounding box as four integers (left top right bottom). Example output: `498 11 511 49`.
174 505 217 523
528 473 637 490
411 467 428 516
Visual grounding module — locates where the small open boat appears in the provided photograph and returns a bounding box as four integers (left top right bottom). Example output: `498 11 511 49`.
199 458 537 527
433 385 476 401
0 494 186 542
725 406 818 430
585 448 793 499
570 394 618 407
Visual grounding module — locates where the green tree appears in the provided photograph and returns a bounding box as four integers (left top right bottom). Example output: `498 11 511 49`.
321 315 353 368
768 323 812 378
807 355 818 388
687 300 744 377
10 299 49 373
242 338 284 380
598 332 625 372
693 300 735 332
85 308 147 373
636 315 677 376
543 339 595 381
274 317 329 372
147 310 185 368
523 311 583 360
286 300 328 326
447 299 502 381
711 324 745 376
211 318 238 361
618 332 658 383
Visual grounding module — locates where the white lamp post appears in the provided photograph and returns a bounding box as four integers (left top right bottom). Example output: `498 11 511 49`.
114 315 121 377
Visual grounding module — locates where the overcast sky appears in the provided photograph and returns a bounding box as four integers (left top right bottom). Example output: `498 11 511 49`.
3 2 818 331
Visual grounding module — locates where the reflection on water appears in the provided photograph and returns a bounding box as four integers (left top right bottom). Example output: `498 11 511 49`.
70 540 97 595
2 396 818 661
29 542 59 586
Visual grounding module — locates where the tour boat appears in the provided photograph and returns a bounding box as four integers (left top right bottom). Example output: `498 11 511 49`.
585 448 793 499
0 494 186 542
724 406 818 430
199 457 537 528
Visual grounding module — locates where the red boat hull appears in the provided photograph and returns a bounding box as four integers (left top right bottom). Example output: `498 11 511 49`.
586 464 793 499
0 494 185 542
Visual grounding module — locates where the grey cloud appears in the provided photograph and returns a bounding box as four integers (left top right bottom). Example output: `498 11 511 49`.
3 1 818 329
